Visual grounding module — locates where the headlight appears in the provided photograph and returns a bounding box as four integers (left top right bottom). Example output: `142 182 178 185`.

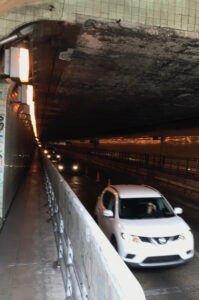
121 233 132 241
44 150 48 154
56 155 61 158
121 233 141 243
72 164 79 170
179 230 192 240
58 164 64 171
47 154 51 158
179 234 186 240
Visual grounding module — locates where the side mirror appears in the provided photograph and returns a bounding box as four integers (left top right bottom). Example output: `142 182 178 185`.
174 207 183 215
103 210 114 217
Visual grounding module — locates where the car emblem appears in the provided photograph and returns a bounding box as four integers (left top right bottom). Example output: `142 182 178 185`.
158 237 167 244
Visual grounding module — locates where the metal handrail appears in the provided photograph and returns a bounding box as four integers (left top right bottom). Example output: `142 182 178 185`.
42 154 146 300
69 147 199 178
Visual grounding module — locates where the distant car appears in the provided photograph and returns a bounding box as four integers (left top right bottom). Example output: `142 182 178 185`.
45 149 61 163
43 146 55 154
57 160 83 174
94 185 194 268
48 153 61 163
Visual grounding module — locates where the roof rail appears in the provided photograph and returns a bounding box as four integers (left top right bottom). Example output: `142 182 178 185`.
141 184 159 193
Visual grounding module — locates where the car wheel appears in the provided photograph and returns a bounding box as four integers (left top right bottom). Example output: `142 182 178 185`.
111 236 118 252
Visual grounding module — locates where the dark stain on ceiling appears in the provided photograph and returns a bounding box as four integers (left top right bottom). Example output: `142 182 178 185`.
31 19 199 141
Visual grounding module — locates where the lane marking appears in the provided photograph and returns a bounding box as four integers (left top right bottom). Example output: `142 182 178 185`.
145 285 199 297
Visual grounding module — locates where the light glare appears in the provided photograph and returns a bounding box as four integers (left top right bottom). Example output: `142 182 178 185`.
19 48 29 82
72 165 78 170
58 165 64 171
26 85 37 138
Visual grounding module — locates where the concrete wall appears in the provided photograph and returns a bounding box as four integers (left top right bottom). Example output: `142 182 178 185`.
0 82 34 227
0 0 199 39
3 102 34 215
0 82 8 227
67 138 199 159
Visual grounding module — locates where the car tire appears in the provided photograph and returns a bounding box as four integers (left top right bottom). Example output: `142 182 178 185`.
111 236 118 252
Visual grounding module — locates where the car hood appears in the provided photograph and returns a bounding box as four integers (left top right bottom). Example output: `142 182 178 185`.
119 216 190 237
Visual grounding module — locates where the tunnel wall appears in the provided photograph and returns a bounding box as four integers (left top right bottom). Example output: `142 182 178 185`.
3 101 34 216
59 148 199 208
0 83 8 228
0 0 199 40
101 142 199 159
70 139 199 159
0 82 34 228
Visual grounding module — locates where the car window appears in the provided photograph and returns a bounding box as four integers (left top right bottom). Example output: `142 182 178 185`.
119 197 175 219
102 191 115 215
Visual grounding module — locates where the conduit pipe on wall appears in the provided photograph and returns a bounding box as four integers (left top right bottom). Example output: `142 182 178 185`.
0 24 35 46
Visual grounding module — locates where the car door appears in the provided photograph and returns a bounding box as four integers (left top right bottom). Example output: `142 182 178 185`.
100 190 116 238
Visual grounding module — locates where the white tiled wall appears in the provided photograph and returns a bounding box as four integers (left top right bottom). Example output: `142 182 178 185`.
0 0 199 38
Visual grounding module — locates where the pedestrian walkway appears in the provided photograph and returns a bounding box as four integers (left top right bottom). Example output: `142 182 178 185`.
0 150 65 300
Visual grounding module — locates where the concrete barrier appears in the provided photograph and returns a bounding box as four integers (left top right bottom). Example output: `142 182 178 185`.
43 154 146 300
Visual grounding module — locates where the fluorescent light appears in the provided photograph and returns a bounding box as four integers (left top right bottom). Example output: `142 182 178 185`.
72 164 79 170
27 85 33 105
58 165 64 171
26 85 37 138
19 48 29 82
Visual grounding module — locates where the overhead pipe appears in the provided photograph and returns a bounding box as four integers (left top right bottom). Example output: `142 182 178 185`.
0 24 35 46
0 35 18 45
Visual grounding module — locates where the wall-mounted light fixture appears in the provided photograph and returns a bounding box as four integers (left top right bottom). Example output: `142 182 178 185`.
3 47 30 82
23 104 30 115
17 84 37 137
18 84 33 104
27 84 33 104
19 48 29 82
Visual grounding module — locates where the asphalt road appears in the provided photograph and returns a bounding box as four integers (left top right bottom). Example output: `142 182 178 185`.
60 159 199 300
134 188 199 300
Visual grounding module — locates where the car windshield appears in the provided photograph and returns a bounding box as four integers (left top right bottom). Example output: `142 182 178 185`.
119 197 175 219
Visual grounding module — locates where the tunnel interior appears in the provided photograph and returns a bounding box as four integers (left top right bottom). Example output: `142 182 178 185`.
2 19 198 143
1 9 199 300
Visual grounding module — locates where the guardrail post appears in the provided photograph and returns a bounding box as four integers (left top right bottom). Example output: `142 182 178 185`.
80 283 88 300
186 159 189 176
66 268 72 299
196 160 199 176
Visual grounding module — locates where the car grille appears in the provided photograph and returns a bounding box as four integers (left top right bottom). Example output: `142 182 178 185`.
143 255 181 264
139 235 180 244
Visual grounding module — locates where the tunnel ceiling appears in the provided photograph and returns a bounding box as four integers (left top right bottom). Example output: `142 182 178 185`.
30 19 199 141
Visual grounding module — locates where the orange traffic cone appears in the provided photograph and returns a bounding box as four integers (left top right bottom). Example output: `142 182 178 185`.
107 178 111 186
96 171 100 182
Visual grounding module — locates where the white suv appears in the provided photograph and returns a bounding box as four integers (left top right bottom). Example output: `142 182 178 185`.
94 185 194 267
